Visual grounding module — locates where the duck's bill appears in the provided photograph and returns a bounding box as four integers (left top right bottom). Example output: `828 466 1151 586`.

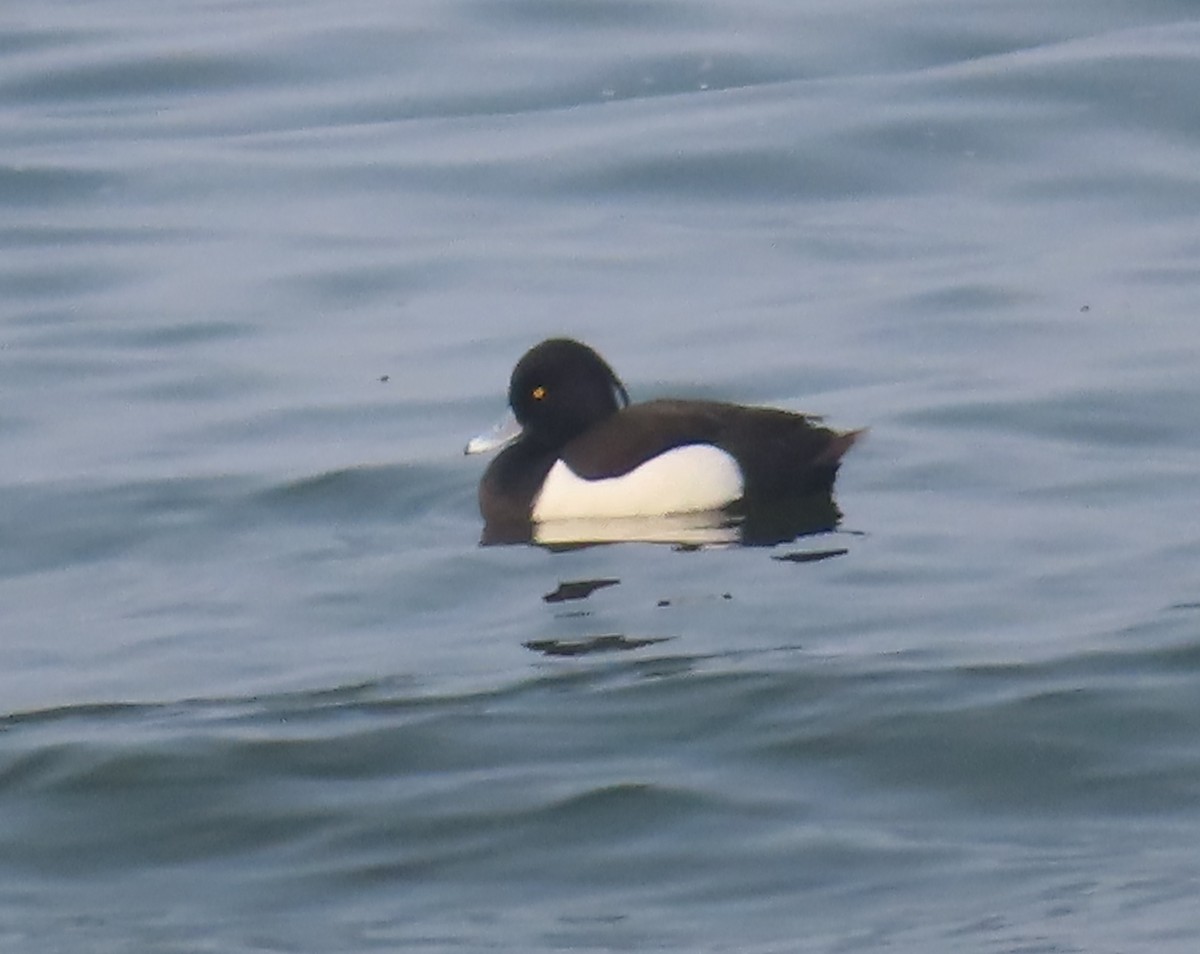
464 411 522 455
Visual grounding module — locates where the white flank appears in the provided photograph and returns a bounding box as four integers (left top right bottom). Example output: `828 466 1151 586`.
531 444 744 521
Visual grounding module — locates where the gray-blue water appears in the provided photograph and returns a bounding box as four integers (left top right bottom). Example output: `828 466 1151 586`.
4 1 1200 950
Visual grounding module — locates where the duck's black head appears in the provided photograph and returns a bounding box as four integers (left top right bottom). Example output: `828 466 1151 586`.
508 338 631 449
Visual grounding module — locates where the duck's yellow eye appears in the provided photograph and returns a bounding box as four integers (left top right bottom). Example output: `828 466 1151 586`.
532 386 546 400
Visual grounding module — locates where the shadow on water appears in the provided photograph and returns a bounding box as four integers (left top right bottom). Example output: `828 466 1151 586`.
525 634 675 657
256 467 855 658
542 578 621 603
481 490 846 548
506 492 853 658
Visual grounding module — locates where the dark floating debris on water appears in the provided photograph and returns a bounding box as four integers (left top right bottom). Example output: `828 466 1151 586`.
771 548 849 564
524 634 672 657
543 578 621 603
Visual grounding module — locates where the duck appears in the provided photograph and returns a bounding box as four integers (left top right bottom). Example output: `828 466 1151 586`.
465 338 862 539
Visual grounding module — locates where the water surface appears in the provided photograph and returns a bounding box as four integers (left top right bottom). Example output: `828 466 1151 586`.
3 0 1200 951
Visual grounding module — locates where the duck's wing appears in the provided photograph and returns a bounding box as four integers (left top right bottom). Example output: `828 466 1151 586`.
713 407 863 497
559 400 730 480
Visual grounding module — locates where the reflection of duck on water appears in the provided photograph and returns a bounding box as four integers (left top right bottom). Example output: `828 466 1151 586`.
466 338 863 547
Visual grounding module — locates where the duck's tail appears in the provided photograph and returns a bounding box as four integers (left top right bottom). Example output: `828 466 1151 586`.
816 427 867 467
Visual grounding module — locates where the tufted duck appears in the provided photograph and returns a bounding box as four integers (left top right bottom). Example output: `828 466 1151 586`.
466 338 862 543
